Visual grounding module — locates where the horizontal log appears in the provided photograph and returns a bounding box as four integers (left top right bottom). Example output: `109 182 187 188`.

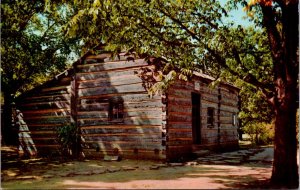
82 126 162 134
83 54 142 63
27 124 63 127
167 88 191 98
76 65 155 81
29 89 70 97
125 110 162 118
202 93 219 102
25 118 70 124
19 137 56 141
201 138 219 144
23 115 70 120
168 132 192 138
81 135 162 142
21 139 58 145
81 132 161 137
41 85 70 92
124 107 161 112
81 125 161 130
78 75 143 89
19 130 56 134
168 123 192 129
24 94 70 101
32 144 60 148
201 101 218 109
78 92 149 100
77 111 109 119
79 102 162 113
77 103 109 111
171 81 194 89
168 114 192 122
219 105 239 113
77 102 162 112
78 117 162 126
168 111 191 116
168 105 192 113
22 108 70 114
77 59 148 72
167 145 192 152
19 102 70 110
28 133 57 138
27 126 62 131
83 142 163 150
20 100 69 107
166 140 193 146
197 86 219 95
168 128 192 132
78 83 147 97
22 112 70 119
84 53 113 61
168 96 191 103
82 148 166 155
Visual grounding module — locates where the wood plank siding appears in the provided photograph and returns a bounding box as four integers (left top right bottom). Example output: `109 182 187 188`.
76 56 165 160
15 51 239 160
17 75 72 156
166 78 239 160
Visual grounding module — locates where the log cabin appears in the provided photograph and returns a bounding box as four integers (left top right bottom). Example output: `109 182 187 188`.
15 50 240 161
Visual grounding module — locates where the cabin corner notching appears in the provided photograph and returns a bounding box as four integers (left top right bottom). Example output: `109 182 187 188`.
16 52 240 161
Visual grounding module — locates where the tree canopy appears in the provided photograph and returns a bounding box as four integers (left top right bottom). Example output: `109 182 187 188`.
1 0 80 97
1 0 81 145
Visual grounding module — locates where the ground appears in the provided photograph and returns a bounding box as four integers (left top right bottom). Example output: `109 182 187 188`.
1 144 277 189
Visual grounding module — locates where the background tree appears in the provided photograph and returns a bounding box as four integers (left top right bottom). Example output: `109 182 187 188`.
54 0 300 187
1 0 81 145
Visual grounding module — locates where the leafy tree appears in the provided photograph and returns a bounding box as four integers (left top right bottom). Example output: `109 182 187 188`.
59 0 297 187
1 0 80 145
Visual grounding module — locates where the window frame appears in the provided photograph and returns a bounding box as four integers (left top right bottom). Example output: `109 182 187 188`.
207 107 215 128
109 101 124 123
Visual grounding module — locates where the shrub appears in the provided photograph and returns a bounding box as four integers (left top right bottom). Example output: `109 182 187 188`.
243 122 274 145
56 123 79 157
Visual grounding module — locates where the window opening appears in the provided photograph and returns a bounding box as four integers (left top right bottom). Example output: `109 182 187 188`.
207 107 214 127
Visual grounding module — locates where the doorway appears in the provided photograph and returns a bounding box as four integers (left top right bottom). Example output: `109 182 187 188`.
192 93 201 144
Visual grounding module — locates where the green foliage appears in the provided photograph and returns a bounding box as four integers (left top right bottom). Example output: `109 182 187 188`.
60 1 274 98
243 122 274 145
56 123 78 157
59 0 275 131
1 0 81 98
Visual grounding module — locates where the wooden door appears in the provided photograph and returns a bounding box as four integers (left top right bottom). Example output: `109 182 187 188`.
192 93 201 144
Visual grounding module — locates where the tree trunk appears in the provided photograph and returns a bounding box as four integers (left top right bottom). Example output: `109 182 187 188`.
261 1 299 188
271 99 298 188
2 91 18 145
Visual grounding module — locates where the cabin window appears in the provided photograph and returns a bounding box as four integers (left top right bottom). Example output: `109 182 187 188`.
109 101 124 122
232 113 237 126
207 107 214 127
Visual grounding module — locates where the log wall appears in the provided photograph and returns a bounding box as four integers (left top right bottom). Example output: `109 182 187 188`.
166 77 239 160
16 53 239 161
17 75 72 156
76 56 166 160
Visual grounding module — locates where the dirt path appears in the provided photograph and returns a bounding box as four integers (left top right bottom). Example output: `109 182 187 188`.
1 146 273 189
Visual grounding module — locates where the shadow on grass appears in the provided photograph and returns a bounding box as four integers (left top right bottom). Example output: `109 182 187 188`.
1 146 273 189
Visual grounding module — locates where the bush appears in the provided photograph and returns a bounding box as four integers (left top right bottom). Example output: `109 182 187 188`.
56 123 79 157
243 122 274 145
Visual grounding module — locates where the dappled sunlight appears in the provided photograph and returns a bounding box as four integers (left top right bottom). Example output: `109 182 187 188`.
60 178 225 189
2 148 273 189
76 58 166 160
15 109 37 157
55 164 270 189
